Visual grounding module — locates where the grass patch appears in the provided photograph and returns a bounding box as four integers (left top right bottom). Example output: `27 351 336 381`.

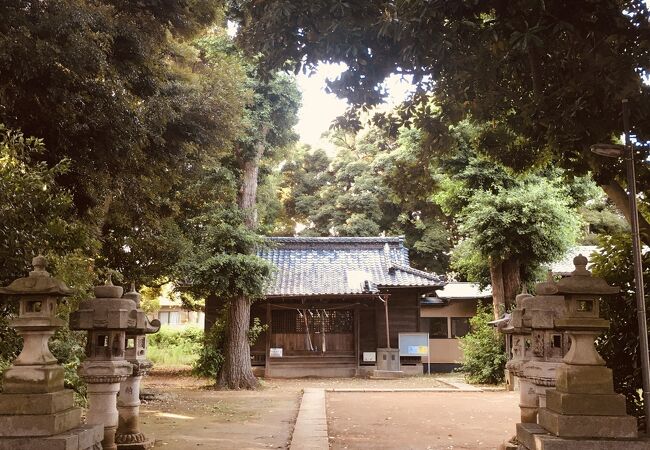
148 326 203 367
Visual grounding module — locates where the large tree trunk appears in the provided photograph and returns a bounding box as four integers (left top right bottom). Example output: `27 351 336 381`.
502 258 521 312
218 129 269 390
217 296 258 389
489 257 506 320
238 141 265 228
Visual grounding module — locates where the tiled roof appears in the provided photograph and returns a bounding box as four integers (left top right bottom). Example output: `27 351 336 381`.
550 246 598 275
435 282 492 300
258 236 445 297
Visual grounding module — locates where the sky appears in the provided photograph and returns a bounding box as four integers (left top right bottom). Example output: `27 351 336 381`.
294 63 416 150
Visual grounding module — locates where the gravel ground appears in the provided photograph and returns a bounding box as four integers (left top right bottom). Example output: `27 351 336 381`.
327 391 519 449
139 373 514 449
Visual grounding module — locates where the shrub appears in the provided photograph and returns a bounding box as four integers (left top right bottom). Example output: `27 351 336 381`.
458 303 507 384
192 316 266 379
192 321 226 378
147 326 203 367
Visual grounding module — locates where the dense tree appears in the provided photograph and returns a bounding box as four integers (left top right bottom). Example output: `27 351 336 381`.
230 0 650 240
454 180 580 317
273 127 452 273
0 1 246 284
187 32 301 389
0 125 93 286
592 233 650 427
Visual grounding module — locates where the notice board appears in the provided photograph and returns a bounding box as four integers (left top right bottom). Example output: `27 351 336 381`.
398 332 429 356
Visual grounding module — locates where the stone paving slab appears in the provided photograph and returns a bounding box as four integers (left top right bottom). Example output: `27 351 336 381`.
434 377 483 391
327 387 471 392
289 388 328 450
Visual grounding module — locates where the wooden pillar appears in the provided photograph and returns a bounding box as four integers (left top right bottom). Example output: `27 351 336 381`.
354 305 360 370
265 302 271 376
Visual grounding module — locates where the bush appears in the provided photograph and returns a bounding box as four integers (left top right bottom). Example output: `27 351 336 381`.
458 303 507 384
192 321 226 378
147 326 203 367
50 328 87 405
591 233 649 429
192 316 266 379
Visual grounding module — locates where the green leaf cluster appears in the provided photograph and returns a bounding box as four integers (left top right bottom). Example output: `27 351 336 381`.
458 303 508 385
591 233 650 428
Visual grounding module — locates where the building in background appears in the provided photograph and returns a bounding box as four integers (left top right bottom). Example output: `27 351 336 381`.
420 282 492 372
206 236 446 377
147 283 205 328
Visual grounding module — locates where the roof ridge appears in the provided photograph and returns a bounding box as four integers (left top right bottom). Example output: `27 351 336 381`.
389 263 445 282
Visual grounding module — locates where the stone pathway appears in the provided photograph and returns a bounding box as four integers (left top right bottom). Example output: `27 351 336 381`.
289 388 329 450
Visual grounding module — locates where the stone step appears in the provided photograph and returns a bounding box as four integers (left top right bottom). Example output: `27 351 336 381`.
0 407 81 437
0 424 103 450
545 390 627 416
517 422 650 450
370 370 404 379
537 407 638 440
0 390 74 415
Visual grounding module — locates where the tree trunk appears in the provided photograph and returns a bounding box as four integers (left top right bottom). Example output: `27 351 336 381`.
217 296 258 389
502 258 521 312
238 136 267 228
218 128 269 390
489 257 506 320
599 179 650 245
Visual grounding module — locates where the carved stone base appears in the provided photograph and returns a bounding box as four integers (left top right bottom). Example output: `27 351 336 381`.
115 436 155 450
516 422 650 450
0 424 104 450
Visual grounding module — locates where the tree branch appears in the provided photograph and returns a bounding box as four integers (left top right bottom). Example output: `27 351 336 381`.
599 178 650 245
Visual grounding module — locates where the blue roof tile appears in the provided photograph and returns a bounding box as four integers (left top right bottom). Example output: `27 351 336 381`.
258 236 445 297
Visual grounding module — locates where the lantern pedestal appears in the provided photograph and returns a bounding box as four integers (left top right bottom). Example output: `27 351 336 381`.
513 255 650 449
0 256 103 450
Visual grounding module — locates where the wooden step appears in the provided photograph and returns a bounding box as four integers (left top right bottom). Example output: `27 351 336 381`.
269 356 356 366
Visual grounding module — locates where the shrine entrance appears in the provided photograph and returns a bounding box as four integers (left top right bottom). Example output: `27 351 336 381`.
270 308 354 355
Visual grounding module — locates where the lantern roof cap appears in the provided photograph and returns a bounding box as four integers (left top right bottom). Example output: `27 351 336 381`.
555 254 619 295
0 255 74 296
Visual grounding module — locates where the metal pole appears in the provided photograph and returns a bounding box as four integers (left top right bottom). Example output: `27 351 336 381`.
623 98 650 432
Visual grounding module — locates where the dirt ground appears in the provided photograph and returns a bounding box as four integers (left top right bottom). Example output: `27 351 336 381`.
139 373 516 450
140 375 300 449
327 391 519 449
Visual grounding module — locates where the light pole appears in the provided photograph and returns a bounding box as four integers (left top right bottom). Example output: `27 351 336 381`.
591 98 650 432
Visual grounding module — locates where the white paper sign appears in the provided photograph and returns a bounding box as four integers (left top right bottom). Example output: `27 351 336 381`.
269 348 283 358
363 352 376 362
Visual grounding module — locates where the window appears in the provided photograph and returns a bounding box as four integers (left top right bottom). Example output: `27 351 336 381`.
158 311 170 325
169 311 181 325
421 317 448 338
451 317 471 338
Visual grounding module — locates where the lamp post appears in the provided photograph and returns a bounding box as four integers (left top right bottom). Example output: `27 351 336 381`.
591 98 650 432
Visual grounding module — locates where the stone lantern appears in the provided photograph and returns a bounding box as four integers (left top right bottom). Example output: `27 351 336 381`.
70 279 135 450
516 255 650 449
516 273 571 424
115 284 160 450
0 255 103 450
501 291 533 420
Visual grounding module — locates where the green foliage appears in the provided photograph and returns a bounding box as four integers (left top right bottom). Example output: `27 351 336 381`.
591 233 649 428
273 127 452 272
50 328 88 405
0 125 93 286
174 210 274 301
192 317 267 379
193 322 226 378
458 304 507 384
148 326 204 367
456 179 580 283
